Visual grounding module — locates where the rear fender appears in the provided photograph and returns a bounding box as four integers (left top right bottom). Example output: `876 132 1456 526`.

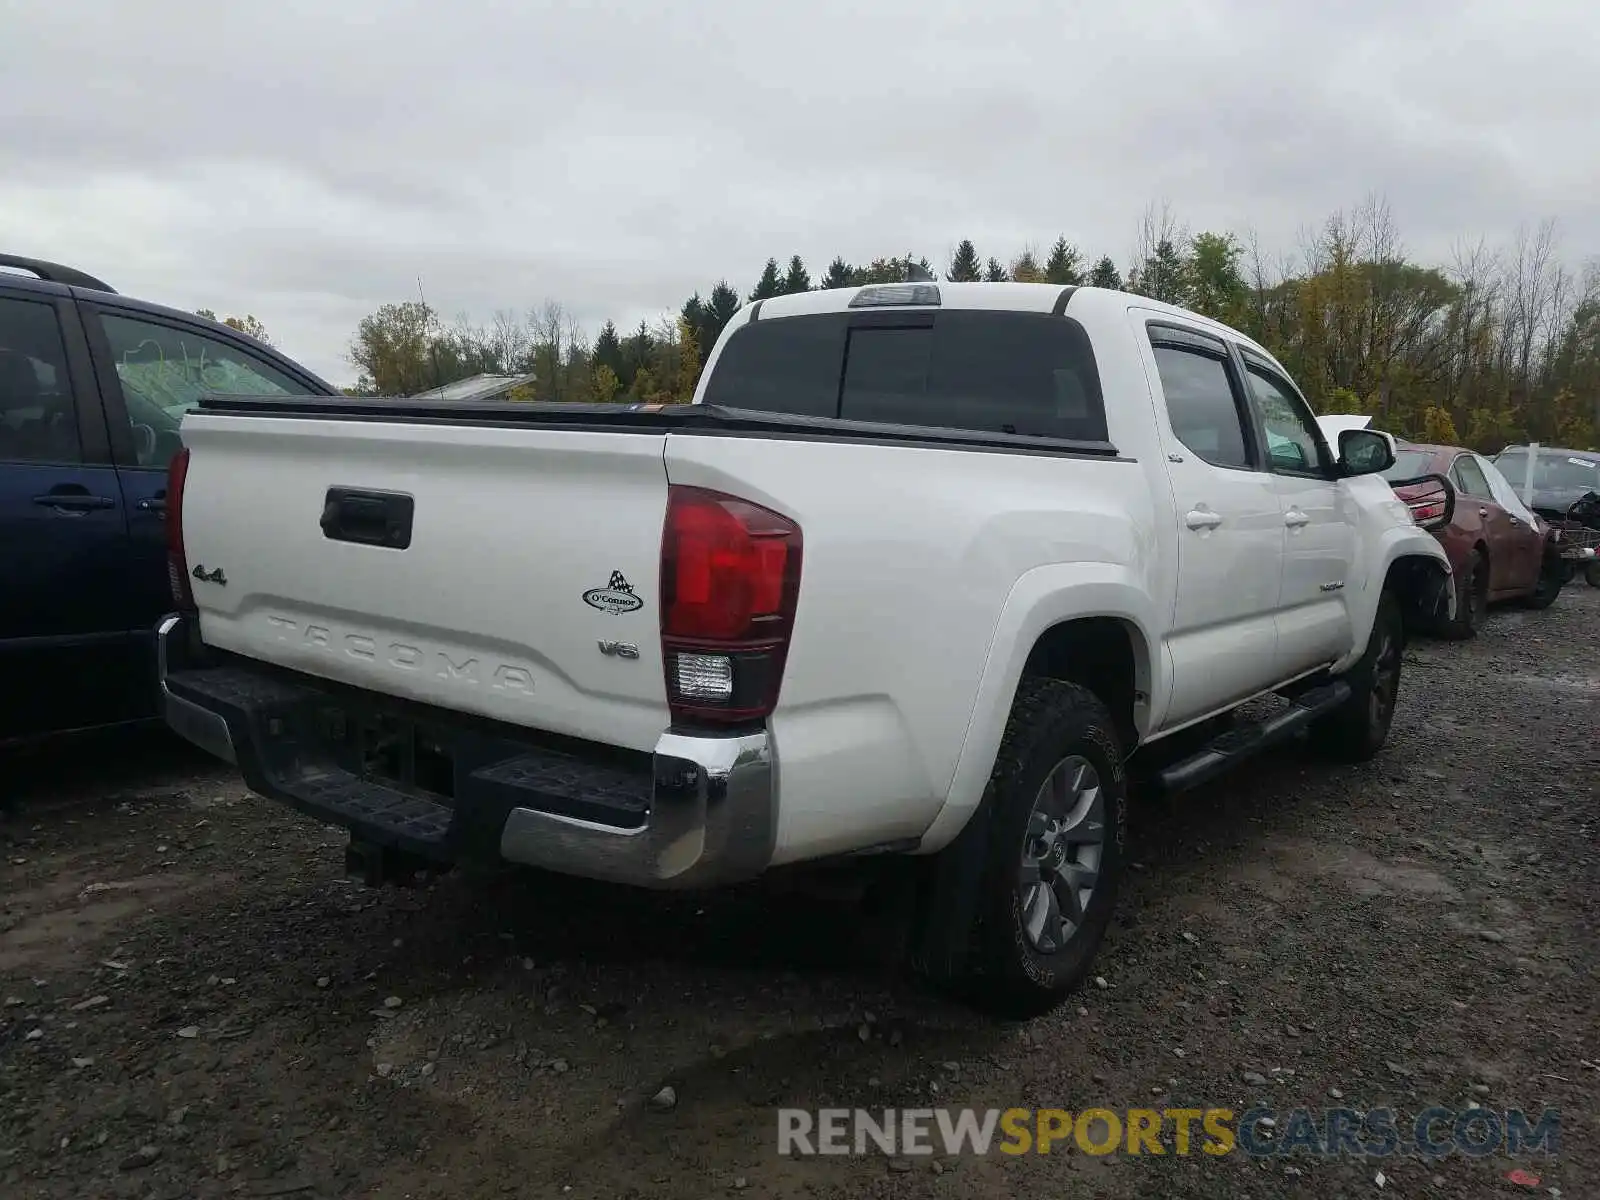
914 562 1161 855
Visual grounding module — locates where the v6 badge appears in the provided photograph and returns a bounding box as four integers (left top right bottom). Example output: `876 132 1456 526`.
583 570 644 615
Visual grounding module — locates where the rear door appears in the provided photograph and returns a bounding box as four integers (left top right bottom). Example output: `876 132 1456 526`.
1237 351 1357 677
1451 453 1532 594
1136 317 1286 727
0 287 137 739
79 303 328 638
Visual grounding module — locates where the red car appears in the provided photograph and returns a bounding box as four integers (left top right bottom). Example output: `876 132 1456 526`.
1383 442 1564 637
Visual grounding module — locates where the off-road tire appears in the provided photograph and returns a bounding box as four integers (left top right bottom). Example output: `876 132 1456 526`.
1308 588 1404 763
1434 548 1487 639
960 678 1128 1020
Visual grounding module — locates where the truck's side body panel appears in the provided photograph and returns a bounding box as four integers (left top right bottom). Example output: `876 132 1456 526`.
663 434 1163 862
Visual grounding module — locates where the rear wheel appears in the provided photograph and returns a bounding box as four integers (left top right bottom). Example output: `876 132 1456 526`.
1435 549 1488 639
1586 561 1600 589
1522 552 1564 609
1308 589 1404 763
957 678 1128 1019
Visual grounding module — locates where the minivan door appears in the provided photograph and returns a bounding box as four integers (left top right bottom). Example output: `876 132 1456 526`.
0 288 135 740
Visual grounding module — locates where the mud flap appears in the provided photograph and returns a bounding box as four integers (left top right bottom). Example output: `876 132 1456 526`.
909 799 992 982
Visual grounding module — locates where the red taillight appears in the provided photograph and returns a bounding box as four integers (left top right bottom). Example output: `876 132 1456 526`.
167 447 194 611
1408 499 1446 523
660 486 802 725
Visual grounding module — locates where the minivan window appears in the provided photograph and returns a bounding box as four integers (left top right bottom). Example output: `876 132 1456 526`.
701 310 1108 441
99 313 303 467
0 295 80 464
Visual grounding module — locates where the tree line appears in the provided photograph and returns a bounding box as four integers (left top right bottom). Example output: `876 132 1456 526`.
330 197 1598 451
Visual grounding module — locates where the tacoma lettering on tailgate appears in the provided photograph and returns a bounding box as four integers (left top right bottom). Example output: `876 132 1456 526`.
264 615 535 697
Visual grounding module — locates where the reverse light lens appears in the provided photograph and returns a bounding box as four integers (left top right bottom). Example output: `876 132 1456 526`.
672 653 734 700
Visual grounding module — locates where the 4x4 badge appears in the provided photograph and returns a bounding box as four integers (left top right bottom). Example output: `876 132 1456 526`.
583 570 644 614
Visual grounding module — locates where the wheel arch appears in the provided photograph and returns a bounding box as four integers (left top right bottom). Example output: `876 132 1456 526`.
1384 551 1455 631
916 564 1161 856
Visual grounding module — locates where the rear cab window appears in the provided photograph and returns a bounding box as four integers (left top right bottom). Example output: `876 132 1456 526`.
700 309 1108 443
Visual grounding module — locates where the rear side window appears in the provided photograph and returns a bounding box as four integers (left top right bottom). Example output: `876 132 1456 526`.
702 310 1107 442
0 295 80 465
1451 455 1492 499
1150 343 1251 470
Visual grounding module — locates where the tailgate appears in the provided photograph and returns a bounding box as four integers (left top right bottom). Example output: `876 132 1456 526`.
178 413 671 751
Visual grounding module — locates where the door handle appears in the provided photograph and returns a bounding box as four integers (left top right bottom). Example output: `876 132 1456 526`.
32 490 116 513
136 497 167 514
1478 507 1489 518
1284 510 1311 528
1184 508 1223 531
1509 515 1521 525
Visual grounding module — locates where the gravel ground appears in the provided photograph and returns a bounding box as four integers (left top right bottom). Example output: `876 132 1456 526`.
2 589 1597 1199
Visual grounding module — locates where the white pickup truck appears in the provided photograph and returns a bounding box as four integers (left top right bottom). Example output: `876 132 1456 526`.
157 282 1453 1016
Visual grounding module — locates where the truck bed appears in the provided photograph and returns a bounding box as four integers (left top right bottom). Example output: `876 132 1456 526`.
175 392 1146 864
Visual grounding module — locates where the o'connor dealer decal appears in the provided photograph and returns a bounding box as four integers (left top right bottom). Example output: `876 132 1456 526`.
583 570 644 614
776 1106 1560 1160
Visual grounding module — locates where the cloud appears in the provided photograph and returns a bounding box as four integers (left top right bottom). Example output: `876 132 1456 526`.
2 0 1595 383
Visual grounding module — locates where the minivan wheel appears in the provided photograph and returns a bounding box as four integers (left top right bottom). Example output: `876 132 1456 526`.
958 678 1127 1019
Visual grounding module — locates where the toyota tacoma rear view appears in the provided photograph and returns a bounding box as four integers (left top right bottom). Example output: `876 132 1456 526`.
156 281 1454 1016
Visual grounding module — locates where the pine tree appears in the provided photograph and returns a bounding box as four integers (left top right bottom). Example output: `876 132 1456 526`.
702 282 742 363
782 255 811 294
984 257 1009 283
675 317 702 401
1009 250 1044 283
621 321 655 389
749 258 785 301
592 320 625 380
1134 239 1189 306
947 240 982 282
1044 237 1084 286
1088 256 1123 290
819 258 857 289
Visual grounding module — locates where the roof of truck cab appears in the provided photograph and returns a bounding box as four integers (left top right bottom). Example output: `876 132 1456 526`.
743 283 1285 368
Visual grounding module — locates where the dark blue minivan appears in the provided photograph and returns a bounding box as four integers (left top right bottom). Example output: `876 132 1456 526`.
1 255 337 745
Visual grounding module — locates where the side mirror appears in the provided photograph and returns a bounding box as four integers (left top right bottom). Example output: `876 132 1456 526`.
1338 428 1395 476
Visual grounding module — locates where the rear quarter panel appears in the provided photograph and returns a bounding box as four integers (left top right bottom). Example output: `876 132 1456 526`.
665 434 1163 862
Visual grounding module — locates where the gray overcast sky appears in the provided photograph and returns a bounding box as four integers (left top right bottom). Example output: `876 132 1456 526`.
3 0 1597 384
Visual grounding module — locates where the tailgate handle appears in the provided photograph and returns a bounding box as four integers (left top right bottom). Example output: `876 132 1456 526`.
320 488 414 549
